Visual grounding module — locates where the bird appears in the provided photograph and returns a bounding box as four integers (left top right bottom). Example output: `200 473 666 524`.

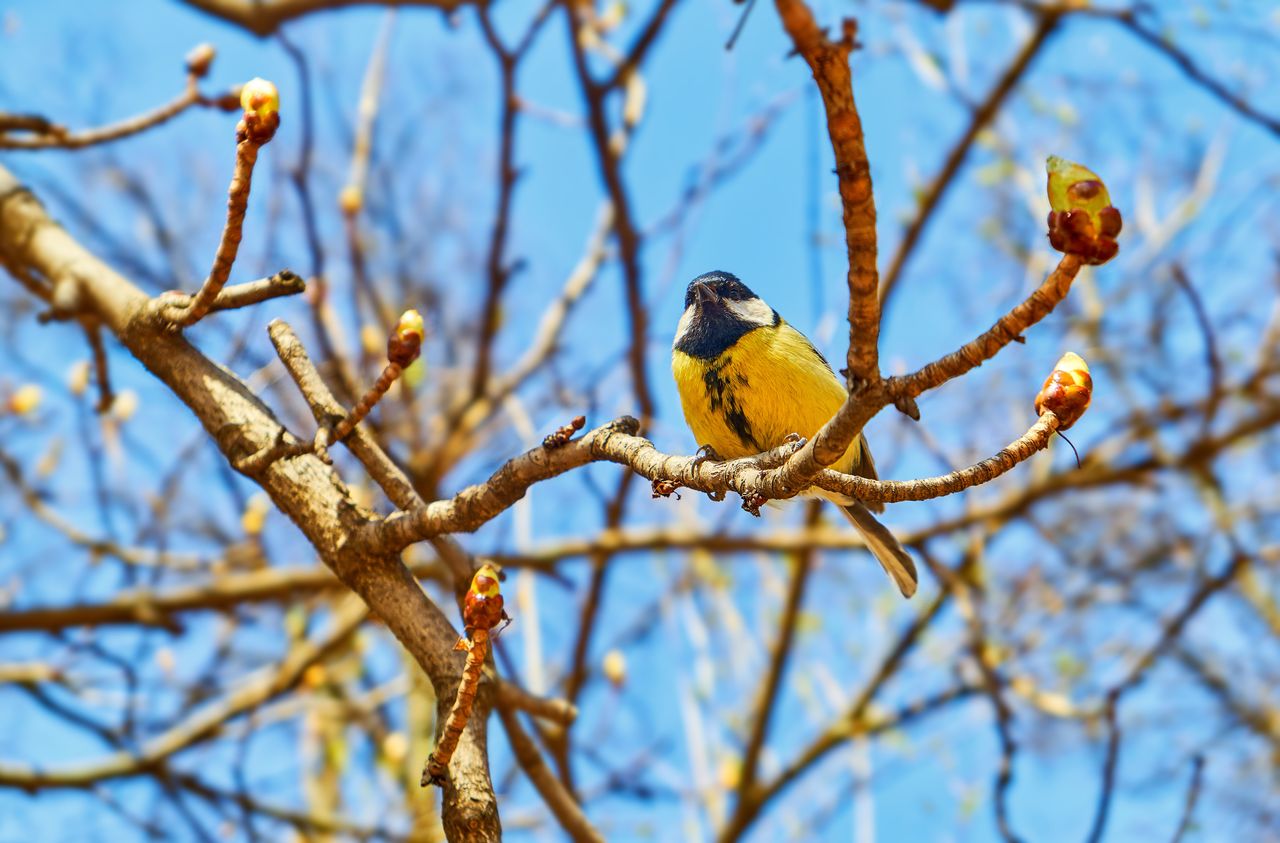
670 270 918 597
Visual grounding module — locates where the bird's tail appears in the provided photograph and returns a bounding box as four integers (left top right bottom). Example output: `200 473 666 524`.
838 502 918 598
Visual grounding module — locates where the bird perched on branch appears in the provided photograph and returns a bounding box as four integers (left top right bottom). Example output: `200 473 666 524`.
671 271 918 597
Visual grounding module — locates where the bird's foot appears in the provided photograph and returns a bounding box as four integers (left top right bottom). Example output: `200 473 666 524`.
693 443 721 466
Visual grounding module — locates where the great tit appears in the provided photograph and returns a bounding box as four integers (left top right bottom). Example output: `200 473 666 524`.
671 271 918 597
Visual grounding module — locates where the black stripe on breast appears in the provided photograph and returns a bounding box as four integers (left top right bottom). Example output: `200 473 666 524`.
703 362 758 450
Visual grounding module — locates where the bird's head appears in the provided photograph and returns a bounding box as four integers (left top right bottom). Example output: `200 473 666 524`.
673 271 778 359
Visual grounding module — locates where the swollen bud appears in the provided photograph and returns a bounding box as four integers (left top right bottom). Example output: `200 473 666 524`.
237 78 280 144
240 78 279 118
185 43 216 78
462 562 506 635
1045 156 1121 265
387 309 424 367
602 649 627 688
7 384 42 416
1034 352 1092 430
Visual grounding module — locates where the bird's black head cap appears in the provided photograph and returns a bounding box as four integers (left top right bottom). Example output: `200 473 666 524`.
684 271 757 308
675 271 776 359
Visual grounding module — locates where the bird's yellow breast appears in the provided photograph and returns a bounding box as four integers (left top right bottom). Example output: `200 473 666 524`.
671 322 870 475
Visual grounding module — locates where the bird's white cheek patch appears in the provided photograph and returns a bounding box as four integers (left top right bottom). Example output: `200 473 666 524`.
726 297 775 327
673 306 696 348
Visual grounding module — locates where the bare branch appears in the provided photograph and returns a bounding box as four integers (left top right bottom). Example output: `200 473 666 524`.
0 81 214 150
880 11 1061 307
773 1 880 384
0 596 367 788
181 0 471 37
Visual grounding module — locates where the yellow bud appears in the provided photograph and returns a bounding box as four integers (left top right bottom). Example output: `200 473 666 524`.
303 663 327 689
381 731 408 764
338 185 363 215
360 323 383 356
67 361 91 397
718 755 742 790
240 77 279 119
1035 352 1093 430
395 309 425 342
470 562 502 598
111 389 139 422
8 384 41 416
241 493 270 536
387 309 425 367
602 649 627 687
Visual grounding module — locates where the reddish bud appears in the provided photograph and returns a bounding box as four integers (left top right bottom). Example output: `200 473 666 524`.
1035 352 1093 430
387 309 424 367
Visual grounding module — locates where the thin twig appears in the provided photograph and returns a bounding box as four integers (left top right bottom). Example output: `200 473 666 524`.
161 133 272 326
880 11 1061 307
205 270 306 311
496 704 605 843
1169 756 1205 843
85 322 115 414
0 81 214 150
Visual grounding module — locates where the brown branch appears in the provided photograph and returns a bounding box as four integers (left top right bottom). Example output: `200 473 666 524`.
1169 755 1206 843
887 254 1083 402
750 248 1081 504
0 82 207 150
266 319 423 510
879 11 1061 307
329 362 404 445
0 596 367 788
423 203 612 487
564 1 655 423
1113 8 1280 139
0 559 448 634
719 552 964 842
811 411 1060 503
0 446 204 571
205 269 306 312
495 682 578 727
368 405 1062 553
470 4 523 401
0 163 499 840
774 1 880 385
496 704 605 843
735 503 819 803
424 629 490 785
180 0 472 37
160 133 270 327
85 322 115 414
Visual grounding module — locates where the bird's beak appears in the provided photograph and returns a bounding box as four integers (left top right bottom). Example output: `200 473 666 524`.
693 282 720 308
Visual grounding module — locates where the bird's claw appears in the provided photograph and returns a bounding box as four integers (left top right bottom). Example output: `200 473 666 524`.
783 432 807 451
693 443 721 465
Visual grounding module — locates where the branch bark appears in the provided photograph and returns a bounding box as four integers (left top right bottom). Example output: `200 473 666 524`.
0 163 501 841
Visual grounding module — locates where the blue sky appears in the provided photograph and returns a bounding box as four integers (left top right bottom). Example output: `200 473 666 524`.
3 1 1279 841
